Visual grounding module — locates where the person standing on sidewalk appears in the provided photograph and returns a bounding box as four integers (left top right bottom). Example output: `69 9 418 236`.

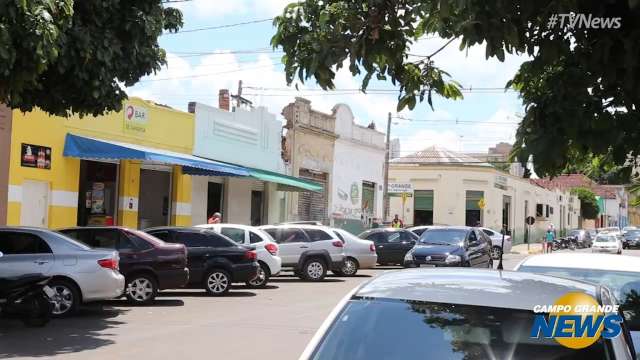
391 214 404 228
545 226 555 253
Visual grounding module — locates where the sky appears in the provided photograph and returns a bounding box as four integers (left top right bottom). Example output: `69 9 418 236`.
127 0 531 155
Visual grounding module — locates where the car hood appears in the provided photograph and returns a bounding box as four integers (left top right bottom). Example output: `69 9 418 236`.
412 243 464 255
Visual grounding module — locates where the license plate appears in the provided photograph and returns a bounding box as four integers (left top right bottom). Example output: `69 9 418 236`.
43 285 55 298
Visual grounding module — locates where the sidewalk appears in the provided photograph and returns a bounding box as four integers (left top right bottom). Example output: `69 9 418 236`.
510 242 544 255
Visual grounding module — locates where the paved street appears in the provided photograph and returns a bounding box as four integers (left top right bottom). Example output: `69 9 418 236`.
2 249 639 360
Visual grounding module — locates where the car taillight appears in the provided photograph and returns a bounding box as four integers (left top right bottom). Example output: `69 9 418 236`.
264 242 278 256
244 250 257 261
369 243 376 252
98 257 118 270
332 240 343 247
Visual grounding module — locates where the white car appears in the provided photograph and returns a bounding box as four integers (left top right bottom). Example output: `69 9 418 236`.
0 227 124 317
514 252 640 353
259 224 345 281
592 233 623 254
479 227 513 260
195 224 282 287
330 228 377 276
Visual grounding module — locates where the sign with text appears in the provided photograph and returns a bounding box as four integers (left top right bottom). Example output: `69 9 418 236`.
21 143 51 169
494 175 508 190
388 182 413 198
123 104 148 135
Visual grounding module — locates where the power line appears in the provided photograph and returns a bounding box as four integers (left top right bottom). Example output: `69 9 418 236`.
166 18 274 34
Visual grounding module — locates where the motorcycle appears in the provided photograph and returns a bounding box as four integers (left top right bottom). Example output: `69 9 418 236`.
552 237 576 251
0 273 54 327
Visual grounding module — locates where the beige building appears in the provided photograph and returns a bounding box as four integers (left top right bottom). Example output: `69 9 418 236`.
389 146 579 244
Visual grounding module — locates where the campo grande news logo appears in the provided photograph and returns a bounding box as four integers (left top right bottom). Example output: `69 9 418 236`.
530 292 623 349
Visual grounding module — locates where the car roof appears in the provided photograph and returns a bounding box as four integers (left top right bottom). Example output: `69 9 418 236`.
144 226 213 233
355 268 598 310
195 223 256 231
58 226 128 231
258 224 333 231
518 253 640 273
0 226 55 232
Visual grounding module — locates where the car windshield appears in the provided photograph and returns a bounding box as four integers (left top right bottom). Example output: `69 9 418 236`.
518 265 640 330
419 229 467 245
625 230 640 237
310 298 607 360
595 235 616 243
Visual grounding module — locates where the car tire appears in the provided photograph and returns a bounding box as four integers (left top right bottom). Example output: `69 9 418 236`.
125 274 158 305
333 257 359 277
301 258 327 281
246 263 270 288
49 278 80 318
22 293 51 327
204 269 231 296
490 246 503 260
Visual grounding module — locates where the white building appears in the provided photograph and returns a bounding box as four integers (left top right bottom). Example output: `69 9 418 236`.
389 146 579 243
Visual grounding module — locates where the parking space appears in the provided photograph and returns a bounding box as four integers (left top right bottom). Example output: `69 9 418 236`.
2 250 639 360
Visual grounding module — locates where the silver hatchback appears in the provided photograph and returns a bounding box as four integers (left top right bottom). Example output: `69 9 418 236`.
0 227 125 317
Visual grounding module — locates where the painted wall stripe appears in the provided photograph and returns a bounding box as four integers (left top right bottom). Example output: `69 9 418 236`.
8 185 22 202
173 202 192 216
51 190 78 207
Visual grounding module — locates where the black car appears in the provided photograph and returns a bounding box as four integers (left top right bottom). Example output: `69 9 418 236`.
144 227 259 296
59 226 189 304
623 229 640 249
358 228 418 265
404 226 493 268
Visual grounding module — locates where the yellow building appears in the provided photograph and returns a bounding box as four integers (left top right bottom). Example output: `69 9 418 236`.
4 98 245 229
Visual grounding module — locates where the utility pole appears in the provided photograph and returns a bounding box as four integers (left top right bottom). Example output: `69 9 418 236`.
383 112 391 223
236 80 243 110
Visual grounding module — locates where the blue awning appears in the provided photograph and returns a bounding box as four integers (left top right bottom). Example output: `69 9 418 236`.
63 133 249 176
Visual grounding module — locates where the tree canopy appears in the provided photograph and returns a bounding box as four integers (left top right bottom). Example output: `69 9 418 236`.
570 187 599 220
0 0 182 116
272 0 640 177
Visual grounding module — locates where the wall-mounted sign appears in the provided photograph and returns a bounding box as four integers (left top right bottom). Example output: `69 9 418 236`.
388 182 413 194
123 103 148 135
21 143 51 169
494 175 508 190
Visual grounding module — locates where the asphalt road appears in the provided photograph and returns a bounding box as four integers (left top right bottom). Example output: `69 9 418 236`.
1 249 639 360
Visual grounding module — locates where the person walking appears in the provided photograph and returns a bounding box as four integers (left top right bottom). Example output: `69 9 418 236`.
545 226 555 253
391 214 404 228
208 212 222 224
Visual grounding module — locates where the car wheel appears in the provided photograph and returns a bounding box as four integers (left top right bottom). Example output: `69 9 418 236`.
246 263 270 288
125 274 157 305
335 257 359 276
22 293 51 327
301 258 327 281
204 269 231 296
48 278 80 317
490 246 503 260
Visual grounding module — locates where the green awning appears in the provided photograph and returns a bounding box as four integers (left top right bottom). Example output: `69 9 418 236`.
248 168 323 192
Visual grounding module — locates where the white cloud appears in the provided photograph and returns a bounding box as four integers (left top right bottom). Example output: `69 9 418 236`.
174 0 292 19
400 129 463 153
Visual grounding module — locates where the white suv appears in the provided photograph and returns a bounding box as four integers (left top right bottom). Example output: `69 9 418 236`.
258 225 345 281
195 224 282 287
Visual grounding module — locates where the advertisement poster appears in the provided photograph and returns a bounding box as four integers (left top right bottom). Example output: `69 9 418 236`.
21 143 51 169
123 103 148 135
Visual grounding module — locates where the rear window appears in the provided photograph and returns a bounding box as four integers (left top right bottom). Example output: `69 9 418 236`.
310 298 606 360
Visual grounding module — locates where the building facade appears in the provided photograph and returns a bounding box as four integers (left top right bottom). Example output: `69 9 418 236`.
389 146 579 244
281 98 385 233
4 98 206 229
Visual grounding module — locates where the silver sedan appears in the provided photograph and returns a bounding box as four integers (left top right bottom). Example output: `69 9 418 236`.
330 228 377 276
0 227 125 317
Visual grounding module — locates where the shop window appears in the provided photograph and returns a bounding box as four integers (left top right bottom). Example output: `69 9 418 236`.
250 190 264 226
362 181 375 217
77 160 118 226
414 190 434 226
536 204 544 217
465 191 484 226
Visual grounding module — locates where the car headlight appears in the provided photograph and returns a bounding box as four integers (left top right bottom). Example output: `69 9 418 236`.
445 254 461 264
404 252 414 261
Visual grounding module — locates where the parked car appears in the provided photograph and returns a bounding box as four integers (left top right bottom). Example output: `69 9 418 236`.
592 233 623 254
194 224 281 287
404 226 493 268
406 225 438 237
624 229 640 249
566 229 593 248
600 226 621 234
358 228 418 265
0 227 124 317
479 227 513 259
330 228 377 276
300 268 635 359
622 226 637 235
258 224 345 281
144 227 259 296
59 226 189 304
514 252 640 353
276 221 323 226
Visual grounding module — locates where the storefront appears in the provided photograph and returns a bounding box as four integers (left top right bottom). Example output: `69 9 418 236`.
7 98 247 229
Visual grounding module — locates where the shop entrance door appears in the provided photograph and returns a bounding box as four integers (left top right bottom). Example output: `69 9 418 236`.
138 169 171 229
250 190 263 226
77 160 118 226
20 180 49 227
207 182 223 221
